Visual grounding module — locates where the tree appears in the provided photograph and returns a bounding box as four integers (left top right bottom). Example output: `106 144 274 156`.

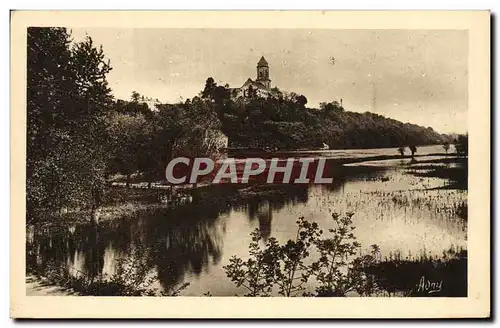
320 101 343 115
171 97 223 158
131 91 141 102
27 27 75 221
296 95 308 107
213 79 448 151
26 28 113 223
311 212 363 296
201 77 217 99
224 212 379 297
455 134 468 157
212 85 231 106
223 230 276 296
268 217 322 296
70 35 113 222
397 147 406 156
224 217 322 297
409 145 417 158
442 143 450 155
114 96 151 117
107 113 151 187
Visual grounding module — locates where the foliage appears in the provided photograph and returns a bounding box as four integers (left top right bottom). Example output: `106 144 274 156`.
320 101 343 113
454 134 468 157
201 77 232 111
295 95 308 107
105 95 224 185
27 27 113 222
311 212 364 296
170 97 223 158
131 90 141 102
223 230 277 296
409 145 417 157
268 217 322 296
442 143 450 155
211 85 452 150
224 212 379 297
397 147 406 156
107 112 149 185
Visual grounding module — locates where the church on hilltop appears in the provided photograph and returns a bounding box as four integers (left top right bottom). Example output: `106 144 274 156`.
230 56 281 100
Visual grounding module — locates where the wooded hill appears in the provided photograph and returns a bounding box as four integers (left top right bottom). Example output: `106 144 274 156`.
200 78 452 150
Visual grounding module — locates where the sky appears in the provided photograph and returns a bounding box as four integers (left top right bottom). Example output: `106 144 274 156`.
70 28 468 134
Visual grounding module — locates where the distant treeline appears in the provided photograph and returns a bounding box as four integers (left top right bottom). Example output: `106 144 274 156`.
198 77 452 150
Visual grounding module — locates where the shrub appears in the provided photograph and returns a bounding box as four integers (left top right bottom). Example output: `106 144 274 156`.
224 211 379 297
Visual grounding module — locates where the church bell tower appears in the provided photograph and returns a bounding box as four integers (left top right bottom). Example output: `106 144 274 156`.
256 56 271 88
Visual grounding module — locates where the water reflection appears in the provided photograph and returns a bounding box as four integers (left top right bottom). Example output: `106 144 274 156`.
27 184 311 292
145 207 225 288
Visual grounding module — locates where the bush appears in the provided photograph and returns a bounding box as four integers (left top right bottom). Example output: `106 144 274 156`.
455 134 468 157
224 212 379 297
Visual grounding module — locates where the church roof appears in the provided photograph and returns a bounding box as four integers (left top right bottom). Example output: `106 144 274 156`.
240 78 269 90
257 56 268 67
240 78 254 88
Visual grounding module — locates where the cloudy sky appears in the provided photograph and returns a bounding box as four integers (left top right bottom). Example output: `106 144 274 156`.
70 28 468 134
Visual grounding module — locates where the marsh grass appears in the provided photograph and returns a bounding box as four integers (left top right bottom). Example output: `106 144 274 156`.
364 247 467 297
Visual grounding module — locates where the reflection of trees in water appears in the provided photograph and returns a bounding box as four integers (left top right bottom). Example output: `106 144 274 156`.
27 192 228 292
26 183 321 291
26 223 107 281
246 185 309 240
127 203 225 289
247 200 273 240
257 204 272 241
77 225 105 279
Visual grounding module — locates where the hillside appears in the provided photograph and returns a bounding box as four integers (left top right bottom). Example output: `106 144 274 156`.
215 95 451 150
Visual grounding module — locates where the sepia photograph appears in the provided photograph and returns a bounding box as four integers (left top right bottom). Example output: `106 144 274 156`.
10 11 490 318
